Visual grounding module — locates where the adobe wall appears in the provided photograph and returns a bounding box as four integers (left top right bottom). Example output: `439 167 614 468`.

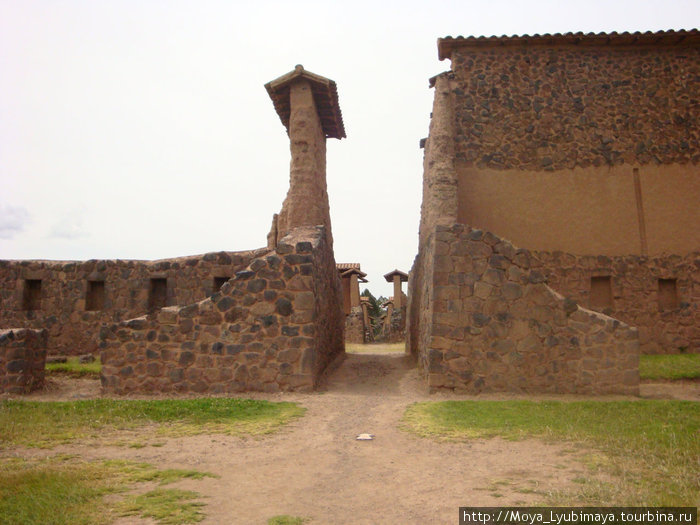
532 251 700 353
0 251 262 356
0 328 47 394
457 165 700 255
451 43 700 255
100 226 344 394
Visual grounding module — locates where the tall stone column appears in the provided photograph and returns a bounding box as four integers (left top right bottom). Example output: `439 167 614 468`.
393 275 402 308
265 65 345 249
384 269 409 309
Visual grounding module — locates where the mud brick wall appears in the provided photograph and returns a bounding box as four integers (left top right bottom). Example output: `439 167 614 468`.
450 44 700 170
424 225 639 394
0 328 47 394
0 250 262 356
100 226 344 394
532 251 700 354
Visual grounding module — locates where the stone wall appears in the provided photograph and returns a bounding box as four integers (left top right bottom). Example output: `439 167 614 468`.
424 225 639 394
270 78 334 249
448 37 700 257
100 226 344 394
0 328 47 394
0 251 262 356
380 306 406 343
532 251 700 353
409 67 640 394
345 307 366 344
450 44 699 171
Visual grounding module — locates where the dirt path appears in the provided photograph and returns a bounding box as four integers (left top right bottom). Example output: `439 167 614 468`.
30 354 608 524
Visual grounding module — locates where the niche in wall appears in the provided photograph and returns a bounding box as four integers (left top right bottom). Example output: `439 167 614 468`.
658 278 679 311
590 276 613 310
86 280 105 311
148 278 168 310
22 279 42 311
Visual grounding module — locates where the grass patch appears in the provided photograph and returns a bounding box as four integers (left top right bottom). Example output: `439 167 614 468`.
268 516 307 525
640 353 700 380
46 356 102 378
0 457 213 525
402 400 699 505
345 342 405 354
116 488 206 525
0 398 305 448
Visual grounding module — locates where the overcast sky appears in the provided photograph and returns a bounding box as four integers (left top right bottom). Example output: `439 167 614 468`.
1 1 697 297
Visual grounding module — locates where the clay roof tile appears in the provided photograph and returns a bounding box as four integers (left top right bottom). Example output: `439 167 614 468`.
437 28 700 60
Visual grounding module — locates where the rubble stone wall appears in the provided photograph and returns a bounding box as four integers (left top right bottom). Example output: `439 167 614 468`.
409 72 456 366
450 44 699 171
532 251 700 353
100 226 344 394
345 307 365 344
0 328 47 394
425 225 639 394
409 70 640 394
451 43 700 256
0 251 262 356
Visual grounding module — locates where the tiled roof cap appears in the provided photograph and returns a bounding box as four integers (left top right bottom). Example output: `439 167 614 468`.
438 29 700 60
265 65 346 139
384 269 409 282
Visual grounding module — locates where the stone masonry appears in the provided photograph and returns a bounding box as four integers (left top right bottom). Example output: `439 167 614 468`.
0 251 263 356
0 328 47 394
437 30 699 353
532 251 699 354
424 225 638 394
408 49 641 394
100 66 346 393
100 227 343 393
441 32 700 171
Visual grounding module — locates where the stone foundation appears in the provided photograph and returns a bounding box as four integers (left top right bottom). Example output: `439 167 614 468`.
0 250 262 355
100 226 344 394
0 328 47 394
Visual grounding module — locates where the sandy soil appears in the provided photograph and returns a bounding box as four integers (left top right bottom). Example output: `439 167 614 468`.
8 354 699 524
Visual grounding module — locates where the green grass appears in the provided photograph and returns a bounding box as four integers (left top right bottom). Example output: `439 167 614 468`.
268 516 307 525
0 457 214 525
640 353 700 380
0 398 305 448
402 400 700 505
116 488 206 525
46 356 102 378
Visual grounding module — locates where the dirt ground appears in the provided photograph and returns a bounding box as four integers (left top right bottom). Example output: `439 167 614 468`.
9 352 700 524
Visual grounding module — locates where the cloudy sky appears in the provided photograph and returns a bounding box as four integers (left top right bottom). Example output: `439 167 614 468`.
1 0 697 296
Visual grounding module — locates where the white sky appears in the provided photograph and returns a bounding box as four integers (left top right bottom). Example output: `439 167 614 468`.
1 1 697 297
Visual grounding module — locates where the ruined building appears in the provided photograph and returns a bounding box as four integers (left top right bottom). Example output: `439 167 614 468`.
3 31 698 396
1 65 346 393
337 263 371 343
408 29 700 394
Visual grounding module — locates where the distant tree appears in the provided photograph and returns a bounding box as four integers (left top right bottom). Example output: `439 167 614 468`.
361 289 387 336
